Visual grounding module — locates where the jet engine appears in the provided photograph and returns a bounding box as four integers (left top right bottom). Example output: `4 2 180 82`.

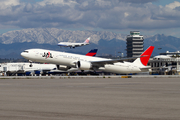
77 61 92 70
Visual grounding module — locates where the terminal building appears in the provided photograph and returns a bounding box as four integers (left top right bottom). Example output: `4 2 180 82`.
148 54 180 75
160 51 180 57
126 31 144 57
0 63 57 76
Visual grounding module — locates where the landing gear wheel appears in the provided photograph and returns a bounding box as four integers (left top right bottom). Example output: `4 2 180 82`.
29 60 33 67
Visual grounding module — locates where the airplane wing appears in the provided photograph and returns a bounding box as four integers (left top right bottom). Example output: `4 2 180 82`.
88 54 153 67
90 57 137 67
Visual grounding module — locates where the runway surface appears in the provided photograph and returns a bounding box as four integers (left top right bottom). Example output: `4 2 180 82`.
0 77 180 120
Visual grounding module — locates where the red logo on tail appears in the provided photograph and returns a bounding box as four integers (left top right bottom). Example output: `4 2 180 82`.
85 39 89 43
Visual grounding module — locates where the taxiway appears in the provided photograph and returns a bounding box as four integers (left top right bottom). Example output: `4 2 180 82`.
0 77 180 120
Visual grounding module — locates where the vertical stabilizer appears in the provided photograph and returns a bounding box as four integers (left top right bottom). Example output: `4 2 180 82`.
86 49 98 56
84 37 90 44
133 46 154 67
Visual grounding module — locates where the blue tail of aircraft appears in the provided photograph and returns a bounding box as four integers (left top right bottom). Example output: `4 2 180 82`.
86 49 98 57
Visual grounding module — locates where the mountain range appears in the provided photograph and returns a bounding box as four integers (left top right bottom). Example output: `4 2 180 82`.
0 28 180 59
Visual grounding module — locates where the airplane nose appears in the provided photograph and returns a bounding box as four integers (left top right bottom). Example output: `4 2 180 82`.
21 52 25 57
21 50 29 58
21 52 23 56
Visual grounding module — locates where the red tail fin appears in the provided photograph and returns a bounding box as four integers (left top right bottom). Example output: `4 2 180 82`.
140 46 154 66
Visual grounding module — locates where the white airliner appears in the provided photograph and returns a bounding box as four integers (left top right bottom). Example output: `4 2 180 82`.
58 37 90 48
21 46 154 74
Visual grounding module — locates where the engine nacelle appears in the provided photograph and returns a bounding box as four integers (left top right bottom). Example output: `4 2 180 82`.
77 61 92 70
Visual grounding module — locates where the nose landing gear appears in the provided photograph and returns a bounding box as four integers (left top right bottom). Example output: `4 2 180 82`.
29 60 33 67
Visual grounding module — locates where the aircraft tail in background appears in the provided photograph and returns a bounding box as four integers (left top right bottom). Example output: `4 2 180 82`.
86 49 98 57
83 37 90 44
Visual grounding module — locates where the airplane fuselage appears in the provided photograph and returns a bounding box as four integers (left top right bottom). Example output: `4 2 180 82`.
21 48 106 67
58 42 88 46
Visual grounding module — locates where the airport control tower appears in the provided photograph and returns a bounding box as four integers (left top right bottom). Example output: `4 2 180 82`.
126 31 144 57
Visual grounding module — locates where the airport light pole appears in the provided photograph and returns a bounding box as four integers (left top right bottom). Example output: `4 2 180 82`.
118 52 121 58
158 48 162 55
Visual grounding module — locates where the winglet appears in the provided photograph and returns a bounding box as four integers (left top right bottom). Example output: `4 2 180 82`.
84 37 90 44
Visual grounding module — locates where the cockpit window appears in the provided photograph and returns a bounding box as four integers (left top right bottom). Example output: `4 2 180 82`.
23 51 29 53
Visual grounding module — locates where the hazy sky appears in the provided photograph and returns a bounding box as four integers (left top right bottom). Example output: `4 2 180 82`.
1 0 180 37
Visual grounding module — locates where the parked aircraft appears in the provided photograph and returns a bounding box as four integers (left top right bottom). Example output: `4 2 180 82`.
153 55 171 60
21 46 154 74
58 37 90 48
0 63 57 76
